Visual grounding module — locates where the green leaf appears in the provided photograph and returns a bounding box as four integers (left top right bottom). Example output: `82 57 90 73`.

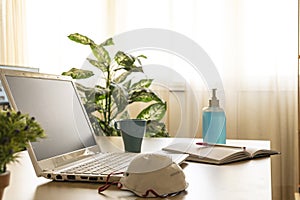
68 33 111 65
145 120 169 137
87 115 103 136
111 84 128 114
92 86 108 101
129 89 162 103
68 33 95 46
137 55 147 59
75 82 106 95
137 102 167 121
98 120 119 136
114 51 135 68
82 100 98 114
136 54 147 65
114 68 144 83
87 58 108 72
130 79 153 90
91 45 111 65
122 80 132 90
100 38 114 46
75 83 107 112
62 68 94 79
114 71 130 83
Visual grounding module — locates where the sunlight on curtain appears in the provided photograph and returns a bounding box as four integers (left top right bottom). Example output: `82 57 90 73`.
25 0 108 74
24 0 298 199
0 0 27 65
222 2 298 198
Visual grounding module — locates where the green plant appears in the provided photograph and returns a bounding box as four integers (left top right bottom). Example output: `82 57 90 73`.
0 110 45 173
62 33 169 137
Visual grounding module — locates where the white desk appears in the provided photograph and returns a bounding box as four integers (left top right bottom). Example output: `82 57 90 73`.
3 137 272 200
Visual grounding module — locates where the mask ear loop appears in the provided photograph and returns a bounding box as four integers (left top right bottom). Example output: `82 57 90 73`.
98 171 124 194
142 189 184 198
99 173 184 198
142 189 164 197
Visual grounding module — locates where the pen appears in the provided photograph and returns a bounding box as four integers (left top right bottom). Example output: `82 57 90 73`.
196 142 246 150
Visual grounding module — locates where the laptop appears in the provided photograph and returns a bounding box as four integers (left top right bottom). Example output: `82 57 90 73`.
0 69 188 183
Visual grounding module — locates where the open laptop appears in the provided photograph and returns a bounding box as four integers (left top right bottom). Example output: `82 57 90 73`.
0 69 187 183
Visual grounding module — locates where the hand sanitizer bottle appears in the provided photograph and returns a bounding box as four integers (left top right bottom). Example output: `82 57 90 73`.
202 88 226 144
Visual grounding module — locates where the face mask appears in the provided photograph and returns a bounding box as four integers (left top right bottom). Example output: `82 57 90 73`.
98 153 188 198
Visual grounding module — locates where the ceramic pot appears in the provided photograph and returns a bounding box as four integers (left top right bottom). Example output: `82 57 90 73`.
0 171 10 200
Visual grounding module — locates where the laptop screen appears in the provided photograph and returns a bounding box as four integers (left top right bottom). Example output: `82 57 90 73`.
4 74 97 161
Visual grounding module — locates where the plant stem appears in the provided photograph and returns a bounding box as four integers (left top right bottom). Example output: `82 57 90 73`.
105 66 112 135
0 164 6 174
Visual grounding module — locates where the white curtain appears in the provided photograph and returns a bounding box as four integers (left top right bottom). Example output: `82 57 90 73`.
0 0 27 65
101 2 298 199
3 0 298 199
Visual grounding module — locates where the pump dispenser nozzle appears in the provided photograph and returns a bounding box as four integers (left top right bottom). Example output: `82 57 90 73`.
203 88 226 144
209 88 219 107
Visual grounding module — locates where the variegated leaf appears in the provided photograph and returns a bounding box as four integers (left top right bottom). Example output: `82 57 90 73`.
62 68 94 79
136 102 166 121
130 79 153 90
68 33 95 46
100 38 114 46
87 58 108 72
129 89 162 103
91 45 111 65
111 84 128 114
114 51 135 68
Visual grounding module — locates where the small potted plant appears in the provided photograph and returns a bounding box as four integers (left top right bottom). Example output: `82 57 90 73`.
0 109 45 200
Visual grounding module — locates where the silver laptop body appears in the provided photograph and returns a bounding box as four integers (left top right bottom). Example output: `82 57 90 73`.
0 69 140 182
0 69 188 183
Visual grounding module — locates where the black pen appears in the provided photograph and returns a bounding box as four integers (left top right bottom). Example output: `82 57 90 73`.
196 142 246 150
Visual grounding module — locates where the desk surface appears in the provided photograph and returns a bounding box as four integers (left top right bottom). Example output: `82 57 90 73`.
3 137 272 200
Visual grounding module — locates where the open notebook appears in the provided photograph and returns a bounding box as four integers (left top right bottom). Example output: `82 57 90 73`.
0 69 187 183
162 142 280 165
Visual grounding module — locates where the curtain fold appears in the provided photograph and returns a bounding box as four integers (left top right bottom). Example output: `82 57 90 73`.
88 1 299 199
0 0 27 66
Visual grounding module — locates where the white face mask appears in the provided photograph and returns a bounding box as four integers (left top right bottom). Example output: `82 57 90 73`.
98 153 188 198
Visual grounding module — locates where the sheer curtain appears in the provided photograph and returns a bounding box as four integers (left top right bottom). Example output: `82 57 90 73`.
0 0 27 65
2 0 298 199
104 1 298 199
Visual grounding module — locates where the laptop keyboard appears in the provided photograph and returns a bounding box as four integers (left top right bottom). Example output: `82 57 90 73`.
61 152 137 175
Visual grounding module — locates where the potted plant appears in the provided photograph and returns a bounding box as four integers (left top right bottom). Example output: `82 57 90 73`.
0 110 45 200
62 33 169 137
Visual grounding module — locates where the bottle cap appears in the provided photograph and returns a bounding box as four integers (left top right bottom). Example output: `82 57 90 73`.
209 88 219 107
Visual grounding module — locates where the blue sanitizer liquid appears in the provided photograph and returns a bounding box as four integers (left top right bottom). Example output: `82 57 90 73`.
202 108 226 144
